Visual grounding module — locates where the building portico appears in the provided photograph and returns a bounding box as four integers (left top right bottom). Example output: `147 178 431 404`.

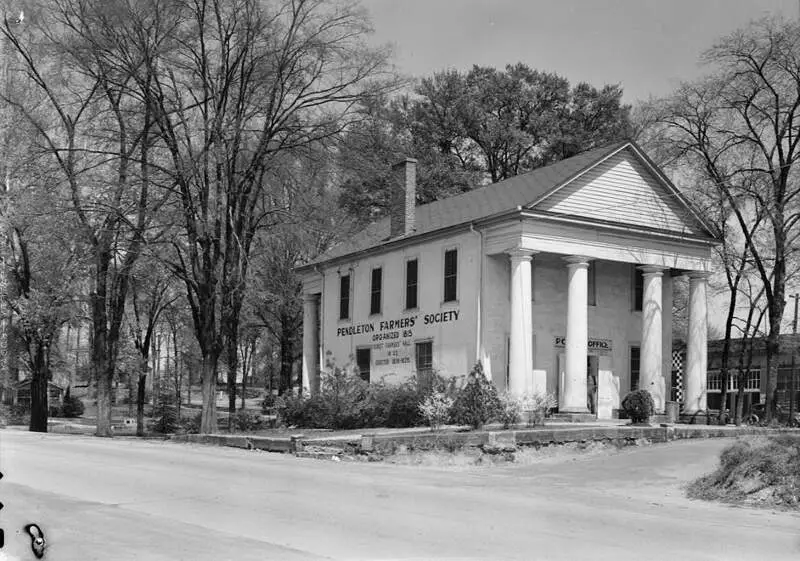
489 233 709 416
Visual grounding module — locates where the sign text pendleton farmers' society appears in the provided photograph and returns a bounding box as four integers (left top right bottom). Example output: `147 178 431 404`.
337 310 460 367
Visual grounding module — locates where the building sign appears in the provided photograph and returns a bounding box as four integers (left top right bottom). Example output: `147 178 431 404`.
338 309 461 367
554 336 613 353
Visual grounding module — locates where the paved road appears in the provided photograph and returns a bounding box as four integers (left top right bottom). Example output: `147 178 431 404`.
0 431 797 561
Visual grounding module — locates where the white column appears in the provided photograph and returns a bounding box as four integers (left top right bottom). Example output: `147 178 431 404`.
507 249 533 396
661 273 674 402
301 293 320 396
562 256 590 413
685 272 709 414
639 266 665 412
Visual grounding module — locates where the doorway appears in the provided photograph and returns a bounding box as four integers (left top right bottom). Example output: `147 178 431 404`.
587 356 599 414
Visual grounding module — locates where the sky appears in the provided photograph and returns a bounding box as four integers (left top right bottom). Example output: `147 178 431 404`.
363 0 800 103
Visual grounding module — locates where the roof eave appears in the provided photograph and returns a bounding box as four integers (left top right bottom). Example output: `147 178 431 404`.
295 221 481 274
521 210 721 246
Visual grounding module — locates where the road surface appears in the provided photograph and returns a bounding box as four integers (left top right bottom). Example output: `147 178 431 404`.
0 431 797 560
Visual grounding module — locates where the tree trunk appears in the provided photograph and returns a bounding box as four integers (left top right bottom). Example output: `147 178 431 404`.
200 353 219 434
96 363 114 437
241 368 247 410
765 313 783 423
279 325 294 395
127 369 134 417
92 274 113 437
28 345 48 433
227 342 238 430
136 373 146 437
736 381 746 427
173 328 181 421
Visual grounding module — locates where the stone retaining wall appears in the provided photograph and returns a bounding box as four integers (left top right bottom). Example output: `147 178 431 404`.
170 426 799 457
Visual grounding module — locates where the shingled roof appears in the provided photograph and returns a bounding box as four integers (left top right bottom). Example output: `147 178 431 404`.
302 140 711 269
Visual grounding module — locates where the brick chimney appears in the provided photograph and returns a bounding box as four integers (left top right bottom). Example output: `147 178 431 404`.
390 158 417 238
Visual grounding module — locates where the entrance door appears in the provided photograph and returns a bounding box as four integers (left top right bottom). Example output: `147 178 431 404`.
587 356 599 415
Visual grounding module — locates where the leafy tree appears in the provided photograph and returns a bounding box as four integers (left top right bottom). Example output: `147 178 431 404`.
337 63 631 224
6 187 82 432
0 5 167 436
337 96 479 225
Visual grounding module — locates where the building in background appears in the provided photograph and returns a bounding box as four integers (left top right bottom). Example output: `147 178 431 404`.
693 334 800 416
298 141 719 417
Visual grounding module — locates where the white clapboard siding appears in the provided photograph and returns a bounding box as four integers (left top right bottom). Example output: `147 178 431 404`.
534 149 699 235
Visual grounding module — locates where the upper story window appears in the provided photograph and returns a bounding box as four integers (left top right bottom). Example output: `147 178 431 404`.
633 267 644 311
630 346 640 391
588 261 597 306
406 259 418 310
443 249 458 303
339 274 350 320
370 267 383 315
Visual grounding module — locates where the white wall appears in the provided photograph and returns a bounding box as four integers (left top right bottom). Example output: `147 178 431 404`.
320 231 481 383
316 236 677 411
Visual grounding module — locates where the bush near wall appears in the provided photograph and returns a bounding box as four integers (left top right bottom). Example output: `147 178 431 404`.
450 362 501 430
274 365 459 430
621 389 655 424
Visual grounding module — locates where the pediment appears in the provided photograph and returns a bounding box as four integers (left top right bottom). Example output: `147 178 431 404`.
530 146 706 236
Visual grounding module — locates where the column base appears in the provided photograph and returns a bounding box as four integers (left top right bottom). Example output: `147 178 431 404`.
559 406 590 414
679 411 714 425
550 412 597 423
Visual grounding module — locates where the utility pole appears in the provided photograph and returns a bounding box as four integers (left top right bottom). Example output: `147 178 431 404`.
790 293 799 425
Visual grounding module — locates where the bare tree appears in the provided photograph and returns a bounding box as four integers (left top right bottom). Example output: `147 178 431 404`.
652 17 800 422
121 0 394 433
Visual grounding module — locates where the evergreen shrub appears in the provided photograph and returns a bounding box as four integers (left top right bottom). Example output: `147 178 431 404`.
621 389 655 424
450 362 500 430
150 390 179 434
181 411 202 434
230 409 265 432
61 394 85 418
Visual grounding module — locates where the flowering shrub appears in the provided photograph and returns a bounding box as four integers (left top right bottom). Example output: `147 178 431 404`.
418 390 454 430
521 392 558 426
498 392 523 428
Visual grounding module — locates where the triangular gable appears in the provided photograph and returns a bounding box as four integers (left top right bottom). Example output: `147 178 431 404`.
530 145 709 237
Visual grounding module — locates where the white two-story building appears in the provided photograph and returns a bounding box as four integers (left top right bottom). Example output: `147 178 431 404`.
297 141 719 418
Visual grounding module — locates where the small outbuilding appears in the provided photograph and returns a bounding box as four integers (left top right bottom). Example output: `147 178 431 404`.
10 379 65 409
298 141 720 418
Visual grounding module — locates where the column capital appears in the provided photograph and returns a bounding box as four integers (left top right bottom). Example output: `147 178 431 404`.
563 255 591 268
506 247 535 262
638 265 666 276
686 271 712 281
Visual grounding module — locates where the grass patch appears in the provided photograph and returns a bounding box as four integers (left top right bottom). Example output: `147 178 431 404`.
687 435 800 510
